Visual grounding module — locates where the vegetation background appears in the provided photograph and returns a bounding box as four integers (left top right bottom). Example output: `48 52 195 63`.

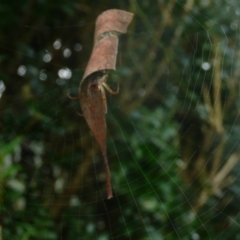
1 0 240 239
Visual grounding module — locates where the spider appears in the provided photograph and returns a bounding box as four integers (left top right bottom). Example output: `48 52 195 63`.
88 74 119 114
67 73 119 114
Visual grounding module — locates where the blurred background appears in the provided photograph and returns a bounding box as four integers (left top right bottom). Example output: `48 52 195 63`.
1 0 240 239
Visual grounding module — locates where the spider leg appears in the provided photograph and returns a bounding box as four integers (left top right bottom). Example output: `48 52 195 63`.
102 82 119 95
100 86 108 114
66 92 83 116
66 91 80 100
76 111 84 117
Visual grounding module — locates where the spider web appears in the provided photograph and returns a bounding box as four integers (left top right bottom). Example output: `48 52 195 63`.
2 1 240 239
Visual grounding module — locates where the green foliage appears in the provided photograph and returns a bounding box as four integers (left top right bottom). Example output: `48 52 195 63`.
3 208 57 240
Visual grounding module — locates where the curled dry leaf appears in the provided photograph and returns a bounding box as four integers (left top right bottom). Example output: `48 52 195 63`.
79 9 134 199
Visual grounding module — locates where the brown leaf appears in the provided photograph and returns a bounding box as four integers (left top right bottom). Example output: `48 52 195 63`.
79 9 134 199
83 9 134 79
